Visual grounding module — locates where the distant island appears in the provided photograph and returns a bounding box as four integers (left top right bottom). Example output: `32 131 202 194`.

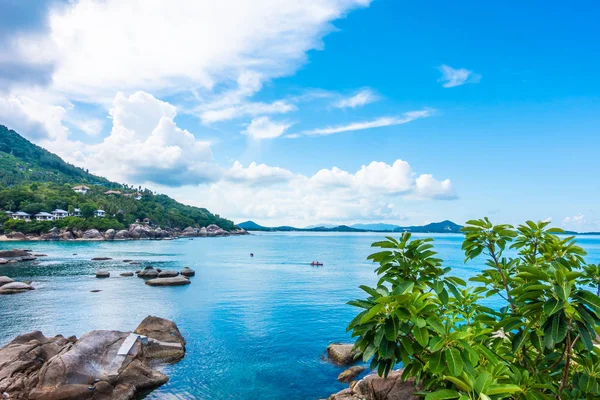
238 220 600 235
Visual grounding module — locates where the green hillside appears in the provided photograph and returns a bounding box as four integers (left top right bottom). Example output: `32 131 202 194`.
0 125 235 232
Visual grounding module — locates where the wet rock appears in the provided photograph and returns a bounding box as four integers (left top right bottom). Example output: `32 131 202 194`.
145 276 190 287
83 229 103 239
120 272 134 277
0 282 34 295
156 268 162 273
0 276 15 287
338 366 366 383
0 258 8 265
0 249 30 258
33 254 47 257
92 257 113 261
115 229 130 240
90 289 102 293
18 255 37 261
327 370 418 400
157 270 179 278
0 317 186 399
327 344 359 366
96 270 110 278
104 229 116 240
137 267 159 278
123 259 133 262
180 267 195 277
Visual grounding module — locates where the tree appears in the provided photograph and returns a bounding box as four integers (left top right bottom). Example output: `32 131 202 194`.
81 202 97 218
348 219 600 399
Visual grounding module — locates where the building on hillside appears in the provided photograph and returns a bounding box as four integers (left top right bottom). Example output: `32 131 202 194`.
104 190 121 195
4 211 14 217
72 185 90 194
143 218 150 224
94 209 106 218
12 211 31 221
52 209 69 220
134 192 142 200
35 212 54 221
71 208 82 217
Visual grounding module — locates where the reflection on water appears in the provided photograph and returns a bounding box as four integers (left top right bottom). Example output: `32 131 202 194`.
1 233 599 399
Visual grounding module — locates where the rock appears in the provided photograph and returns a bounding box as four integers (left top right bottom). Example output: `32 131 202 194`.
115 229 130 240
327 344 359 366
338 366 366 383
92 257 113 261
206 224 228 236
60 231 75 240
145 276 191 287
181 267 195 277
328 370 418 400
6 232 26 240
33 254 47 257
0 282 34 295
0 317 186 400
96 270 110 278
49 227 59 234
156 268 162 273
0 276 15 287
0 258 8 265
83 229 103 239
123 259 133 262
18 255 37 261
104 229 116 240
130 261 141 265
137 267 159 278
41 231 60 240
120 272 134 277
0 249 30 258
181 226 198 236
158 270 179 278
90 289 102 293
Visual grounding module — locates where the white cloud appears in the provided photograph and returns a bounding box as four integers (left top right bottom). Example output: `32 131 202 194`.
243 116 292 140
334 88 378 109
563 214 585 225
301 109 433 136
200 100 296 123
438 64 481 88
226 161 295 185
414 174 457 200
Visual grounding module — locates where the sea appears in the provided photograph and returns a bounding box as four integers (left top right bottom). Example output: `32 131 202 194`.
1 232 599 399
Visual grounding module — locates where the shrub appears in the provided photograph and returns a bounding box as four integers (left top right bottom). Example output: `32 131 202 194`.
347 219 600 399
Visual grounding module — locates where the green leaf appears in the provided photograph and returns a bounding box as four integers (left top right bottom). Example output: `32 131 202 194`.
543 298 562 316
485 384 522 395
445 347 464 376
443 375 471 392
576 290 600 312
414 325 429 347
360 304 383 323
425 389 461 400
551 314 568 343
392 281 414 296
384 318 397 341
474 372 492 394
359 285 380 298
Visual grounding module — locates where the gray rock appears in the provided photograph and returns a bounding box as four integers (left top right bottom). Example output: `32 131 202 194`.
6 232 26 240
180 267 195 277
18 255 37 261
59 231 75 240
0 276 15 287
0 249 30 258
96 269 110 278
157 270 179 278
0 258 8 264
41 231 60 240
182 226 198 236
328 370 418 400
327 344 359 366
206 224 228 236
137 267 159 278
0 282 34 295
145 276 191 286
338 366 366 383
115 229 130 240
104 229 116 240
92 257 112 261
83 229 103 239
120 272 134 277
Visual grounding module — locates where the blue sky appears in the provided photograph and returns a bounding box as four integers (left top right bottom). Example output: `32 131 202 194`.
0 0 599 230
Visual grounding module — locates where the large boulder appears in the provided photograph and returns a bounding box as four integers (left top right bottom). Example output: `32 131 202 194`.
0 317 186 400
327 370 418 400
6 232 26 240
128 226 143 240
114 229 130 240
327 344 359 366
0 276 15 286
338 366 366 383
104 229 116 240
145 276 190 287
0 258 8 265
199 227 208 236
157 270 179 278
96 269 110 278
137 267 159 278
83 229 103 239
41 230 60 240
181 267 195 277
120 272 134 277
59 230 75 240
181 226 198 237
0 249 30 258
206 224 228 236
0 282 34 295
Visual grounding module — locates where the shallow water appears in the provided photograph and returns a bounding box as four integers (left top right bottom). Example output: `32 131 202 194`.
1 232 599 399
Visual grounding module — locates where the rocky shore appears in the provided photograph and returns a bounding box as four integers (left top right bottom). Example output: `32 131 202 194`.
0 223 248 242
0 316 185 399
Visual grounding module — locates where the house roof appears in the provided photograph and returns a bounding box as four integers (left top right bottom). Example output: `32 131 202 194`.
35 212 53 217
72 185 90 190
95 209 105 213
52 209 69 214
104 190 121 195
74 208 81 212
13 211 31 216
4 211 14 215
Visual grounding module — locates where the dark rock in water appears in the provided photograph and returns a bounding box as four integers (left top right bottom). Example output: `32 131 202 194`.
92 257 113 261
156 268 162 273
96 270 110 278
123 259 133 262
33 254 48 257
327 344 359 366
130 261 141 265
137 267 159 278
0 282 34 295
19 255 37 261
90 289 102 293
0 316 186 399
135 270 141 274
0 249 30 258
158 270 179 278
72 253 77 255
0 258 8 265
338 366 366 383
327 370 418 400
0 276 15 287
181 267 195 277
145 276 190 287
120 272 134 277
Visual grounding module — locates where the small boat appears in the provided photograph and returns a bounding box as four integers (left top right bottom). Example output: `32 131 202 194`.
250 253 254 257
310 261 323 266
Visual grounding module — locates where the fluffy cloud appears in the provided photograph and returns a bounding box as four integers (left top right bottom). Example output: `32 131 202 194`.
438 64 481 88
243 116 292 140
334 88 378 109
301 109 433 136
226 161 295 185
563 214 585 226
200 100 296 123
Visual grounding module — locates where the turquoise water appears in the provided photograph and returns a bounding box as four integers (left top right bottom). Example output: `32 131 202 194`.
1 232 599 399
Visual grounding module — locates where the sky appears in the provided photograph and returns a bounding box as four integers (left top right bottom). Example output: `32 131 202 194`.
0 0 599 230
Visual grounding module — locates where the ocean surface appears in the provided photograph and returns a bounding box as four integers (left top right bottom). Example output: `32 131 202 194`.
1 232 599 399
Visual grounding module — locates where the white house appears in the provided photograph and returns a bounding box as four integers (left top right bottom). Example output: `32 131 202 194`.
94 209 106 218
12 211 31 221
72 185 90 194
35 212 54 221
71 208 82 217
52 209 69 220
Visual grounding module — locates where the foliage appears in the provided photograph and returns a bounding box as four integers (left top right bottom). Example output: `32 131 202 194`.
1 217 125 234
347 218 600 400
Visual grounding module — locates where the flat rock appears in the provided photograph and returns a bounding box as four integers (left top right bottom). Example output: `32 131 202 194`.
338 366 366 383
157 270 179 278
96 269 110 278
33 254 48 257
0 281 34 295
327 344 359 366
328 370 418 400
137 267 159 278
0 276 15 287
120 272 134 277
0 249 30 258
145 276 190 287
92 257 113 261
181 267 195 277
134 316 186 361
